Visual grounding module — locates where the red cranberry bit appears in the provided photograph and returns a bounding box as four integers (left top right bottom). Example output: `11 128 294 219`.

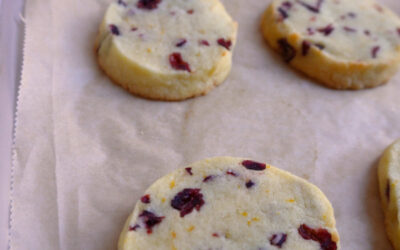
270 233 287 248
226 170 238 177
118 0 127 7
109 24 120 35
185 167 193 175
199 40 210 46
282 1 292 8
176 39 187 47
217 38 232 50
397 28 400 36
129 224 140 231
386 180 391 201
171 188 205 217
137 0 161 10
298 224 337 250
307 27 315 35
187 9 194 14
245 180 255 189
302 40 311 56
169 53 191 72
212 233 220 237
131 27 138 32
277 38 296 62
297 0 324 13
317 24 334 36
343 26 356 33
139 210 165 234
203 175 216 182
364 30 371 36
242 160 266 171
141 194 151 204
371 46 380 58
278 7 289 20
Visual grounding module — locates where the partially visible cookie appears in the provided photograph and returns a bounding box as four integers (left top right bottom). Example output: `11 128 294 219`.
261 0 400 90
118 157 340 250
378 139 400 250
95 0 237 101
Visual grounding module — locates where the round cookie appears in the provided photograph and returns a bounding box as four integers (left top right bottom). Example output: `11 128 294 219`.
118 157 340 250
95 0 237 101
261 0 400 90
378 139 400 250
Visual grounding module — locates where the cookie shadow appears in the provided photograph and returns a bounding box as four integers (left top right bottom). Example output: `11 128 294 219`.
365 157 392 250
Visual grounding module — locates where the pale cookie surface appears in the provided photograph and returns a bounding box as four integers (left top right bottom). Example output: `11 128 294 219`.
378 139 400 250
95 0 237 101
261 0 400 90
119 157 340 250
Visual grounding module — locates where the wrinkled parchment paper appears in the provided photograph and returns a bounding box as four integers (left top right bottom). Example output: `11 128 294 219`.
10 0 400 249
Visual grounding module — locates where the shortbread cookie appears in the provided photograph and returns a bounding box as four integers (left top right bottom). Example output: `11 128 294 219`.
118 157 340 250
95 0 237 101
378 139 400 250
261 0 400 90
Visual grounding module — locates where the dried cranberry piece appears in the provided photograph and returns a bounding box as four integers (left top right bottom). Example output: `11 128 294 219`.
371 46 380 58
364 30 371 36
317 24 334 36
397 28 400 36
109 24 120 35
242 160 266 171
129 224 140 231
282 1 292 8
131 27 138 31
141 194 151 204
278 7 289 20
139 210 165 234
217 38 232 50
374 4 384 13
302 40 311 56
270 233 287 248
307 27 315 35
187 9 194 14
277 38 296 63
297 0 324 13
212 233 219 237
246 180 255 188
386 180 391 201
185 167 193 175
137 0 161 10
118 0 127 7
226 170 238 177
199 40 210 46
169 53 191 72
343 26 356 33
176 39 187 47
203 175 216 183
171 188 205 217
298 224 337 250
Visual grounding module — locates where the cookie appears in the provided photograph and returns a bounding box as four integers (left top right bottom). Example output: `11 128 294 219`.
378 139 400 250
95 0 237 101
261 0 400 90
118 157 340 250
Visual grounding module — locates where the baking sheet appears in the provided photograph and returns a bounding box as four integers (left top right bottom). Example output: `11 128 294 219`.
9 0 400 249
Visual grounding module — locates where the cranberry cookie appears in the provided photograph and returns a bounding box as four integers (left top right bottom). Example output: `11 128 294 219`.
261 0 400 90
378 139 400 250
118 157 340 250
95 0 237 101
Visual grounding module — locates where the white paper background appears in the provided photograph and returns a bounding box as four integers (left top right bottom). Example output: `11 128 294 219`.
10 0 400 249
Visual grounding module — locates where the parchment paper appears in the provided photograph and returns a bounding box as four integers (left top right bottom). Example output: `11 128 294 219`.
10 0 400 249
